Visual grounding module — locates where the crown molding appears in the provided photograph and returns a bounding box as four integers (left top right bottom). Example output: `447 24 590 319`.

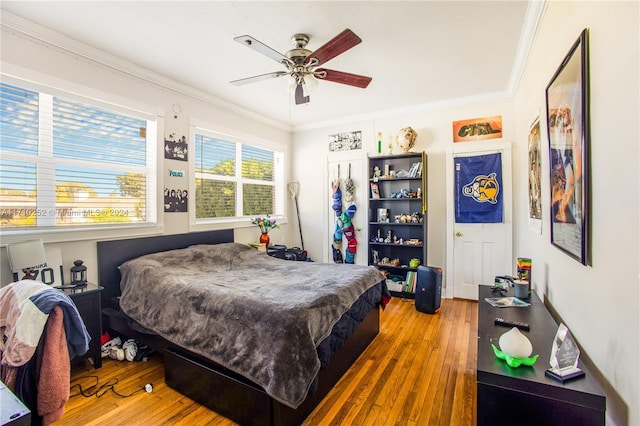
0 11 293 132
1 3 544 134
507 0 547 95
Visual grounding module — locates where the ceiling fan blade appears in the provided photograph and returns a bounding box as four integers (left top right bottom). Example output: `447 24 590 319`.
306 29 362 67
230 71 289 86
295 84 310 105
316 69 372 88
234 35 293 66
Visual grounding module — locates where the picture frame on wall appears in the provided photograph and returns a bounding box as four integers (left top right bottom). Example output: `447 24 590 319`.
328 130 362 152
545 28 590 265
528 117 543 235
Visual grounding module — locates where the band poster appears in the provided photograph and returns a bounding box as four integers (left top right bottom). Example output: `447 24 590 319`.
528 117 543 234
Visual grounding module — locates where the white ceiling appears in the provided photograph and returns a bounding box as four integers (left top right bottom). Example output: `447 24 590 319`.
1 1 537 130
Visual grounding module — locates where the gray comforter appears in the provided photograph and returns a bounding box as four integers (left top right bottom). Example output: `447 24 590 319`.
118 242 384 408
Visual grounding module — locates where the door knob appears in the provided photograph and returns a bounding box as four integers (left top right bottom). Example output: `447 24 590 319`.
455 231 463 237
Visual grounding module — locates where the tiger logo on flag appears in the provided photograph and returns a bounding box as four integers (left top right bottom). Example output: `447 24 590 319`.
462 173 500 204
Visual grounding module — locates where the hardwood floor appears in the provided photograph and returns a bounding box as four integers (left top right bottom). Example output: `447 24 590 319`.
58 297 477 425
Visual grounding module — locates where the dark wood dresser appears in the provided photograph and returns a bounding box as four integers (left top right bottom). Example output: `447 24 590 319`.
477 285 605 425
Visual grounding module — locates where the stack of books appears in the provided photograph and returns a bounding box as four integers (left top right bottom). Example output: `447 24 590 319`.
404 271 417 293
407 162 423 178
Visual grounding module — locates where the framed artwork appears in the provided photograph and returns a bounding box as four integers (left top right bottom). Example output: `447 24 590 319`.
528 117 542 235
329 131 362 152
545 29 590 265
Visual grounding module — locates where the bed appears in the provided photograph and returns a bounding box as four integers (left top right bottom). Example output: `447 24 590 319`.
97 230 389 426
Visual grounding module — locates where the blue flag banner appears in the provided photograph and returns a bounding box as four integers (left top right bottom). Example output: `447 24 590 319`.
454 153 503 223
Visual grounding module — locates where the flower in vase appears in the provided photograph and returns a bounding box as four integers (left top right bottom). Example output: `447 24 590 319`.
251 215 280 234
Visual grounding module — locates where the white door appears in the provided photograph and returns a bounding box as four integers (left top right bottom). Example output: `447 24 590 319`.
445 143 513 300
326 156 366 265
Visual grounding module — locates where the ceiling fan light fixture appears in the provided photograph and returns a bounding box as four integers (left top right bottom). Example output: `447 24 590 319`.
288 75 297 89
302 73 318 97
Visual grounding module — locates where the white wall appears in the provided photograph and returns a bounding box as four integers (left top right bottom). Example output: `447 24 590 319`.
512 2 639 424
293 2 639 423
0 25 293 285
292 98 515 282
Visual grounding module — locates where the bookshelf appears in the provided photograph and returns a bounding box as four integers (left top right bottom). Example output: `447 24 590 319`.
368 152 427 298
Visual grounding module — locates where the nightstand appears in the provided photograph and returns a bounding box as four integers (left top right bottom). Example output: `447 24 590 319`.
59 283 104 368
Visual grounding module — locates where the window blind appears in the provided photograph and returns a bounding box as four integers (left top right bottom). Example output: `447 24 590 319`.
0 81 155 229
194 131 280 220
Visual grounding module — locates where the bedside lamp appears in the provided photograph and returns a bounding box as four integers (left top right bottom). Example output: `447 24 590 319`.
7 239 47 281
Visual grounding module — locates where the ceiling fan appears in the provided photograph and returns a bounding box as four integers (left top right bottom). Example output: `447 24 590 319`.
230 29 372 105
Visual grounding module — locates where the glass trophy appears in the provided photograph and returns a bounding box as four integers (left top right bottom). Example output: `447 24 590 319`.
545 323 585 382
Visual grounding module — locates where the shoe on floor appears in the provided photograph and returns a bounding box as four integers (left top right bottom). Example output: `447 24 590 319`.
133 344 154 362
101 336 122 359
108 346 125 361
122 339 138 362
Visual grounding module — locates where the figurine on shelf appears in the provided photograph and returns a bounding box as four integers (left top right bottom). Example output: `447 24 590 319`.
379 257 400 266
385 230 393 243
390 189 410 199
373 166 382 180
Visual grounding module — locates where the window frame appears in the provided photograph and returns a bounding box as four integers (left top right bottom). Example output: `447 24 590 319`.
189 120 286 231
0 74 165 244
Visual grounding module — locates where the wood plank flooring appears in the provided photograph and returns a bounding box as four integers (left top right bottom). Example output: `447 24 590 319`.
58 297 477 425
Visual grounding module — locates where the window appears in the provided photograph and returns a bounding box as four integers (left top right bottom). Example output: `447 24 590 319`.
0 82 157 231
194 130 283 222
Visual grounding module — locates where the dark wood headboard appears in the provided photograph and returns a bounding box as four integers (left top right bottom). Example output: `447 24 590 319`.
97 229 234 308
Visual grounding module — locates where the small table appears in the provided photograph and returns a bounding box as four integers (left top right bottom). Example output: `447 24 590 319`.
477 285 605 425
59 283 103 368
